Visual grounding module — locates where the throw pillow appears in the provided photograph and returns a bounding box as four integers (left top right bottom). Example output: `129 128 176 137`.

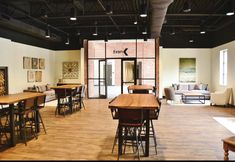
172 83 178 90
199 83 208 90
194 84 200 90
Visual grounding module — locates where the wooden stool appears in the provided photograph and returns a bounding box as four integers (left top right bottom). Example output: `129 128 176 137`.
222 136 235 160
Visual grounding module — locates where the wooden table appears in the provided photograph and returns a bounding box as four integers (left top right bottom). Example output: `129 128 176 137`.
51 85 82 114
0 92 46 146
128 85 154 94
109 94 159 157
222 136 235 160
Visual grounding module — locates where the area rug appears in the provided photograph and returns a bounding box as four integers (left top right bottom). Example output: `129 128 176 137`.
213 117 235 134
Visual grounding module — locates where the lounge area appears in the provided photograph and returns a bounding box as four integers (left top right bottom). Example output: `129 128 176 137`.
1 0 235 161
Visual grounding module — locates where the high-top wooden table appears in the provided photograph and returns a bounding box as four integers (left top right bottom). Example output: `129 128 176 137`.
0 92 46 146
128 85 154 94
51 84 82 114
109 94 159 157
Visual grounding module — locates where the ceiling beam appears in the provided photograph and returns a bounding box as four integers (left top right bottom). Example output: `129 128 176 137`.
97 0 119 31
166 13 226 17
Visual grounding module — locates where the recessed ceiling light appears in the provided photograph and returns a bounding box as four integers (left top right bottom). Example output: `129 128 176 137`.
226 11 235 16
200 31 206 34
134 21 138 25
142 31 147 35
189 39 194 43
183 1 191 13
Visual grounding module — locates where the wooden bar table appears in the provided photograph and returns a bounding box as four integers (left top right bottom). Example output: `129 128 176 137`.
51 84 82 114
109 94 159 157
0 92 46 146
128 84 154 94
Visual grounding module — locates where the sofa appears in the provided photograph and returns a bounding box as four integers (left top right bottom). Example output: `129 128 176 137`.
171 83 210 100
24 84 56 102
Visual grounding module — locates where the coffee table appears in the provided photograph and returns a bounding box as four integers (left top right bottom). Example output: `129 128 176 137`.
181 92 205 104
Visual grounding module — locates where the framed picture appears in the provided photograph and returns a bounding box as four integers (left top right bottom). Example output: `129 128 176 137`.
27 70 35 82
39 58 45 69
62 61 79 79
179 58 196 83
35 71 42 82
32 58 39 69
23 57 32 69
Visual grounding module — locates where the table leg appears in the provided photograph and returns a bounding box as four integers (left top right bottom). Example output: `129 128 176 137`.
145 110 150 157
118 123 123 159
69 95 73 114
9 104 16 147
223 142 229 161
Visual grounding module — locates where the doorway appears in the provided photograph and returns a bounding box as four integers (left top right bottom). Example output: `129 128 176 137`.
121 59 136 94
98 60 106 98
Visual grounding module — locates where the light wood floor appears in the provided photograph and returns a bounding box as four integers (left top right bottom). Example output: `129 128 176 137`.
0 99 235 160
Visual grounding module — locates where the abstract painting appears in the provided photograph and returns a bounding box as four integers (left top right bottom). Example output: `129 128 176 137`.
35 71 42 82
23 57 32 69
179 58 196 83
62 61 79 79
32 58 39 69
39 58 45 69
27 70 35 82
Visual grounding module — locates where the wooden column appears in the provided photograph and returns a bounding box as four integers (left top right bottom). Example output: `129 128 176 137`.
83 39 88 98
155 38 160 97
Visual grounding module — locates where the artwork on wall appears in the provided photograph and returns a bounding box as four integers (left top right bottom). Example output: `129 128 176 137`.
62 61 79 79
0 67 8 96
179 58 196 83
27 70 35 82
35 71 42 82
32 58 39 69
23 57 32 69
39 58 45 69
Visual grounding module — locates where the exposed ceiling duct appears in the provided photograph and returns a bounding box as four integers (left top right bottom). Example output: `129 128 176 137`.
150 0 173 38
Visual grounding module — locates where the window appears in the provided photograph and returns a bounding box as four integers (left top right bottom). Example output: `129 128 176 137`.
220 49 227 86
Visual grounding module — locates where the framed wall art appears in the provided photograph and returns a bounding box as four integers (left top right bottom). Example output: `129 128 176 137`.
39 58 45 69
62 61 79 79
35 71 42 82
179 58 196 83
23 57 32 69
27 70 35 82
32 58 39 69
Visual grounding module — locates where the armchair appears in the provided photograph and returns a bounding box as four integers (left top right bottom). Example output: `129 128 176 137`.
210 88 232 106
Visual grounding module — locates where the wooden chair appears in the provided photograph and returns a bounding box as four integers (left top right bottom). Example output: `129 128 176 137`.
0 106 10 145
36 95 47 134
54 89 69 116
222 136 235 160
15 97 38 146
117 109 146 160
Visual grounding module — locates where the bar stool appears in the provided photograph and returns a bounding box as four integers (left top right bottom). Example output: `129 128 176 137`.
15 97 37 146
0 106 10 145
117 109 145 160
36 95 47 134
222 136 235 160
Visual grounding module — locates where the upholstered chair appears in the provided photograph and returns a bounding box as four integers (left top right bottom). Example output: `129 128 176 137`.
210 88 232 106
164 87 175 103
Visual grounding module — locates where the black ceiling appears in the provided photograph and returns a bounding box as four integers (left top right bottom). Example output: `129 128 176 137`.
0 0 234 50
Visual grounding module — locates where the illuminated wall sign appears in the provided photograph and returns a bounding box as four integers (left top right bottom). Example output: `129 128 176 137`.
113 48 128 56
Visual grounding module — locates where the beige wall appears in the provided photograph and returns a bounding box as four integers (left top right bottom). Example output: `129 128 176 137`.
211 40 235 104
0 37 83 94
159 48 211 97
0 37 56 94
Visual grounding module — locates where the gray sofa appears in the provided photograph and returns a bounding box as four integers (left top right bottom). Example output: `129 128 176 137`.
24 84 56 102
172 83 210 100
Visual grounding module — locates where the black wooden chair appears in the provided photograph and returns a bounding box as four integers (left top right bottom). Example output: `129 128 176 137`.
15 97 38 146
54 89 69 116
0 106 10 145
36 95 47 134
117 108 146 160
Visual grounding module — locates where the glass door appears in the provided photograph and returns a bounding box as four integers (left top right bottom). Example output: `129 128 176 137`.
121 59 136 94
99 60 106 98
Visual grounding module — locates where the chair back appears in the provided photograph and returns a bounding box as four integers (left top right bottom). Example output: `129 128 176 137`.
81 85 86 98
37 95 46 108
118 109 145 126
54 89 67 99
164 87 175 100
133 89 149 94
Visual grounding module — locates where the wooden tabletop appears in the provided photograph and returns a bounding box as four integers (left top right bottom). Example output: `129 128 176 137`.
128 84 154 91
222 136 235 145
108 94 159 110
0 92 46 105
51 84 81 89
